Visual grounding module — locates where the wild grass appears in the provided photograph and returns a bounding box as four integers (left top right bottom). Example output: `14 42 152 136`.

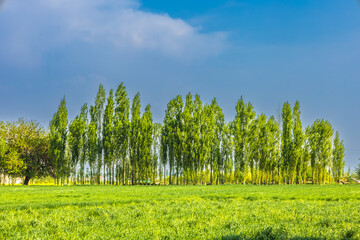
0 184 359 239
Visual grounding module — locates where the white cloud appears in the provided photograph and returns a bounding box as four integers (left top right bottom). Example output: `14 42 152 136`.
0 0 227 66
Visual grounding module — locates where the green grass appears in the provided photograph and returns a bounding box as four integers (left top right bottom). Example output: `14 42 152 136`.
0 185 360 239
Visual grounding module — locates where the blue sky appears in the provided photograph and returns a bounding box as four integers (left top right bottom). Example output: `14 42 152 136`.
0 0 359 168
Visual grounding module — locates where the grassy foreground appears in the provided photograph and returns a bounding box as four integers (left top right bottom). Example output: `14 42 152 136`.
0 185 360 239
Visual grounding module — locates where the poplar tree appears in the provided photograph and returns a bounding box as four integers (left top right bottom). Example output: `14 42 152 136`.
210 98 224 185
92 84 106 184
162 98 177 185
152 123 162 184
221 123 233 183
266 116 280 184
103 89 114 184
68 116 81 184
87 120 97 184
114 83 130 185
309 120 333 184
193 94 202 184
173 96 183 185
49 96 68 185
140 104 153 184
292 101 304 184
130 93 141 185
79 104 88 184
332 131 345 183
302 127 311 183
183 92 194 184
233 97 256 184
200 104 214 184
257 114 268 184
319 120 333 184
281 101 292 184
160 124 168 185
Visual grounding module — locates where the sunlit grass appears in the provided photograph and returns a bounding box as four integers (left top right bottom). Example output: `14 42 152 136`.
0 184 359 239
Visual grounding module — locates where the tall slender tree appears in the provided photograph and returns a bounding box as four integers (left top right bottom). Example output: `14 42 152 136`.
87 120 97 184
233 97 256 184
130 93 141 185
281 101 292 184
152 123 162 184
193 94 202 184
114 83 130 185
332 131 345 183
292 101 304 184
182 92 194 184
103 89 114 184
140 104 153 184
91 84 106 184
49 96 68 185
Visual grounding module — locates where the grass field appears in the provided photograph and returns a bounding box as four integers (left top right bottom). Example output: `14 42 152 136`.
0 185 359 239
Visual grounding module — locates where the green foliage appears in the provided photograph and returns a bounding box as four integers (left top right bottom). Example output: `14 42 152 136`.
130 92 141 185
49 97 68 185
355 160 360 179
43 83 347 186
233 97 256 184
103 89 115 184
292 101 304 184
114 82 130 185
91 84 106 185
1 119 51 184
332 131 345 182
281 101 292 184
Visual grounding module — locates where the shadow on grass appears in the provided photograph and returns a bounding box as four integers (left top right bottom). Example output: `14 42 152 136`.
218 227 357 240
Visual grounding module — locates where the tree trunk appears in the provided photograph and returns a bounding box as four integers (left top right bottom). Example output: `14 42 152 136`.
24 176 31 185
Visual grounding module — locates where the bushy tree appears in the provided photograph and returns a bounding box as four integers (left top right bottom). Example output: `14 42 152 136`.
2 119 52 185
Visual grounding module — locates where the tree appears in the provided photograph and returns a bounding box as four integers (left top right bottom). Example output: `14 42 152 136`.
292 101 304 184
114 82 130 185
49 96 68 185
193 94 202 184
256 114 271 184
79 104 88 184
355 160 360 179
2 119 52 185
130 92 141 185
281 101 292 184
87 121 97 184
309 119 333 184
91 84 106 184
68 116 81 184
152 123 162 184
103 89 114 184
266 116 280 184
68 104 87 184
210 98 224 185
233 97 256 184
221 123 233 184
162 97 182 185
160 121 168 185
140 104 153 184
332 131 345 182
182 92 194 184
200 104 214 184
172 96 183 185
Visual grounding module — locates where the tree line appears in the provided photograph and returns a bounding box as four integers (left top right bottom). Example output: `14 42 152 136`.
0 83 346 185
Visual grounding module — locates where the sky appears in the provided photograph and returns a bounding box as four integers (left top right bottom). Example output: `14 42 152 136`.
0 0 359 169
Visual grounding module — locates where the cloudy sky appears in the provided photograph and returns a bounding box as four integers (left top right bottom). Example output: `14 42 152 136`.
0 0 359 168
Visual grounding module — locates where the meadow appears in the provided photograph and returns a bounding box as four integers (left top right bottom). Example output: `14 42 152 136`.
0 185 359 240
